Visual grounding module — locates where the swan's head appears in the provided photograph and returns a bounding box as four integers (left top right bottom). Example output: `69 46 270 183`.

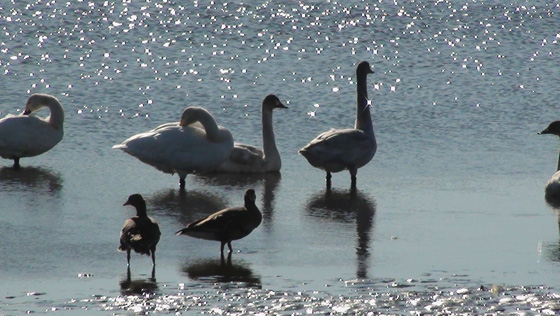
23 93 59 115
124 193 146 208
356 61 374 76
244 188 256 204
539 121 560 137
179 107 213 126
263 94 288 110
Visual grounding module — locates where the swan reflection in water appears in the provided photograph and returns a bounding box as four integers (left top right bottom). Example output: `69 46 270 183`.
0 166 62 193
307 189 376 279
181 253 261 288
195 172 281 231
119 266 157 295
147 188 228 224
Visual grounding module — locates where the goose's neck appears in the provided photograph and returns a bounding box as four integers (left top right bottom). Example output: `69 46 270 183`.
354 73 373 135
135 204 148 218
261 106 281 169
46 98 64 130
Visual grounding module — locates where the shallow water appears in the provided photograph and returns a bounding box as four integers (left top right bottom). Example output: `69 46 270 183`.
1 0 560 314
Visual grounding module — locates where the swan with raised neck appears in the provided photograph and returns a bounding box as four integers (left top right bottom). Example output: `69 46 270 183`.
214 94 287 173
299 61 377 190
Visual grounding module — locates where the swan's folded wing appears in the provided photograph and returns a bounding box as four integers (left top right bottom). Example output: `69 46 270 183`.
228 143 263 166
300 128 374 165
0 116 62 156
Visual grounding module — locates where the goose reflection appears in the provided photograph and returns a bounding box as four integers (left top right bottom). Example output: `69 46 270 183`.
181 254 261 288
147 188 228 224
0 166 62 193
306 189 376 279
543 209 560 263
119 266 157 295
195 173 281 230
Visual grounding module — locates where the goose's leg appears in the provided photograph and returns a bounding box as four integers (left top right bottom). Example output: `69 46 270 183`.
13 158 20 170
326 171 332 189
220 241 226 257
126 249 131 266
350 168 357 190
179 177 186 190
151 248 156 266
227 241 233 253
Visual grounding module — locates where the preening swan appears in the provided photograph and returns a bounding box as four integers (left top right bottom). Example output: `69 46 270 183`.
214 94 287 173
538 121 560 207
0 94 64 169
113 107 234 189
119 194 161 266
299 61 376 190
176 189 261 257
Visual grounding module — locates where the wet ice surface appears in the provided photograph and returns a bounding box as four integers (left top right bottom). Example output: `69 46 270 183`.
29 278 560 315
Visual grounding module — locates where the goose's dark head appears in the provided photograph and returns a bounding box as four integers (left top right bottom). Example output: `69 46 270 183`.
539 121 560 137
263 94 287 110
244 189 256 204
124 193 146 209
356 61 374 77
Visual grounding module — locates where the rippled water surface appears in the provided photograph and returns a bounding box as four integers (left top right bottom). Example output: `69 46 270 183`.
1 0 560 314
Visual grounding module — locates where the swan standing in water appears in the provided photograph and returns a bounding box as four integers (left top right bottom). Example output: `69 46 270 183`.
0 94 64 169
539 121 560 206
176 189 261 257
113 107 233 189
119 194 161 266
214 94 287 173
299 61 376 190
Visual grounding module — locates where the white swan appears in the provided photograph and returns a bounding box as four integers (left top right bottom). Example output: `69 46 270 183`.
214 94 287 173
299 61 376 190
113 107 234 189
539 121 560 207
0 94 64 169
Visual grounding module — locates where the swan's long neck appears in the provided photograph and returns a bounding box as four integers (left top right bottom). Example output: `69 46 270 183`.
354 72 373 135
46 98 64 130
261 105 281 169
557 147 560 172
197 112 225 143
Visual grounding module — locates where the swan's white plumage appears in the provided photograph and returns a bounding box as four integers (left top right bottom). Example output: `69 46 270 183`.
0 94 64 168
113 107 233 188
539 121 560 207
299 61 376 189
214 94 287 173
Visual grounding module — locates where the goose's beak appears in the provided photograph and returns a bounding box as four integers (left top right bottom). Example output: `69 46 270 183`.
538 129 550 135
23 110 31 115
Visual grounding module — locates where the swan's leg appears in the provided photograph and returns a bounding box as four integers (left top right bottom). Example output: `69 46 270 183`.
326 171 332 189
220 241 226 257
227 241 233 253
179 177 186 190
126 249 131 266
13 158 20 169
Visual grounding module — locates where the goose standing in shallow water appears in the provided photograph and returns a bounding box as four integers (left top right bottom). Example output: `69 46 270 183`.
214 94 287 173
176 189 261 257
0 94 64 169
299 61 376 190
119 194 161 266
113 107 234 189
538 121 560 206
